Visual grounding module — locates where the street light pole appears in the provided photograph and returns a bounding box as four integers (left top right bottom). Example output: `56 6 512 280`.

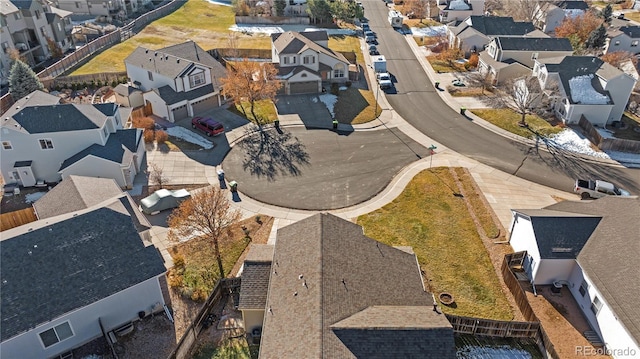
374 82 380 120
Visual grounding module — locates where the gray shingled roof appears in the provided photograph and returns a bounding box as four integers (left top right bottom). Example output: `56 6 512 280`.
271 31 349 65
59 129 138 170
496 37 572 51
11 105 99 133
619 25 640 39
157 84 214 105
124 41 227 87
544 197 640 344
467 16 535 36
8 0 34 10
0 207 166 341
556 1 588 10
33 175 123 219
513 209 601 259
543 56 614 104
259 213 453 359
238 245 274 310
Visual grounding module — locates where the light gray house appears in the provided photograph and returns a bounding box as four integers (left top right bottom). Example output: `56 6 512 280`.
0 192 167 359
478 37 573 84
604 26 640 55
533 1 588 34
508 197 640 358
271 31 350 94
533 56 636 127
447 16 540 57
125 40 227 122
238 213 456 358
0 90 144 188
437 0 484 23
45 6 74 54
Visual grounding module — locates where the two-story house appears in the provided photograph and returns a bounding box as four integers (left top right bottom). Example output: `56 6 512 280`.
125 40 227 122
604 26 640 55
533 1 588 34
51 0 150 17
478 37 573 84
0 0 52 84
508 197 640 358
1 185 168 359
271 31 350 94
0 90 144 189
447 16 542 57
45 5 73 53
532 56 635 127
437 0 484 23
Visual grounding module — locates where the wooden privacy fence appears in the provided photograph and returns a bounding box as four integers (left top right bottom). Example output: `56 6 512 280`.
131 103 153 119
502 254 560 359
52 72 128 88
0 207 38 231
167 277 242 359
578 116 640 153
445 314 539 338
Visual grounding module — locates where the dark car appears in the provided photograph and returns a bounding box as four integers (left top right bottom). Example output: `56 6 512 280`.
191 116 224 136
368 45 379 55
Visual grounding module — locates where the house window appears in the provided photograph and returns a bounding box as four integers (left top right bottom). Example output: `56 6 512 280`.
487 45 495 57
632 40 639 47
148 71 153 81
591 296 603 315
57 23 62 32
14 13 21 20
531 52 539 60
39 139 54 149
284 56 296 65
39 322 74 348
35 10 41 19
2 141 12 150
303 55 315 64
75 1 80 8
103 127 108 137
579 279 589 297
189 72 206 87
333 64 345 78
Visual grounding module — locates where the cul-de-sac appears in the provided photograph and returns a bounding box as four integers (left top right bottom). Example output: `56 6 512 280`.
1 0 639 358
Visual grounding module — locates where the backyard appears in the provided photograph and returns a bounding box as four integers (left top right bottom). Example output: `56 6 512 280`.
357 167 515 320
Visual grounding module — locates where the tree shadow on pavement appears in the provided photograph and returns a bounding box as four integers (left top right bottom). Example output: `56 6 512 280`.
238 126 310 181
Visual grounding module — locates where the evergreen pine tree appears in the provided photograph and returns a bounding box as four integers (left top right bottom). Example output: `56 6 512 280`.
602 4 612 24
8 59 44 100
274 0 286 16
586 24 607 50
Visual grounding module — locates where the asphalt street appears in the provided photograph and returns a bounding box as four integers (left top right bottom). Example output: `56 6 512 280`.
363 0 640 194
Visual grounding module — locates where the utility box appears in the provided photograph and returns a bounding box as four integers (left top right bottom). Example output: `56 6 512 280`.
372 55 387 73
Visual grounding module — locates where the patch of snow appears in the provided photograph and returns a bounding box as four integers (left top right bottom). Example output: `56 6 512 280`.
568 75 610 105
25 192 46 204
595 127 615 139
448 0 471 10
547 129 610 159
339 86 348 91
205 0 232 6
318 94 338 118
564 9 585 18
411 26 447 37
166 127 214 149
311 97 318 103
229 24 356 36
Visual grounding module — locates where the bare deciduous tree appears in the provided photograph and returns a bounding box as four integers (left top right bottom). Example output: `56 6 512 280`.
168 187 241 279
467 71 494 95
503 0 541 22
147 163 170 190
487 76 544 127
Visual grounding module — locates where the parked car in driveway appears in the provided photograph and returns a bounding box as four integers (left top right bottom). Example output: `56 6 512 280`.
140 189 191 215
191 117 224 136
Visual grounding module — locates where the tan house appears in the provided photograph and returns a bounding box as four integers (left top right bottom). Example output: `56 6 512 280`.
479 37 573 84
271 31 350 94
238 213 456 358
448 16 539 57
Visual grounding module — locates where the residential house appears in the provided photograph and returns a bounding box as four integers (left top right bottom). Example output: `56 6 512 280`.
437 0 484 23
0 90 144 189
125 40 227 122
447 16 539 57
604 26 640 55
533 1 589 34
0 0 52 84
0 191 167 359
508 197 640 358
238 213 456 358
533 56 635 126
45 5 74 54
271 31 351 94
478 36 573 84
282 0 307 17
50 0 151 17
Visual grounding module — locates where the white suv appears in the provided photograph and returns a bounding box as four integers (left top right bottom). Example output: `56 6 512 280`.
377 72 392 89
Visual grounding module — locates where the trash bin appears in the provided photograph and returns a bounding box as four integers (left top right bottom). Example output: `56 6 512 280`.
274 119 280 129
332 120 338 129
460 107 466 115
217 169 225 181
435 81 440 88
229 181 238 193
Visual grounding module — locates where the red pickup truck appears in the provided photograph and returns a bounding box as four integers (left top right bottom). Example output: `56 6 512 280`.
191 117 224 137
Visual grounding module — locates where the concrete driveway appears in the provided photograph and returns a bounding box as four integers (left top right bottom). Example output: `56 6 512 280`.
275 94 333 128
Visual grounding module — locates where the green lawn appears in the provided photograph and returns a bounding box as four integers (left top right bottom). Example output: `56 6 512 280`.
192 338 258 359
470 108 564 139
229 100 279 124
357 167 514 320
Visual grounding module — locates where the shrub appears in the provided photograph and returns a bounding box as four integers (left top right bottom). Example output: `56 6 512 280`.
133 116 155 130
345 81 352 87
331 83 340 95
468 53 479 68
111 80 118 87
155 130 168 144
143 129 155 143
96 80 102 87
